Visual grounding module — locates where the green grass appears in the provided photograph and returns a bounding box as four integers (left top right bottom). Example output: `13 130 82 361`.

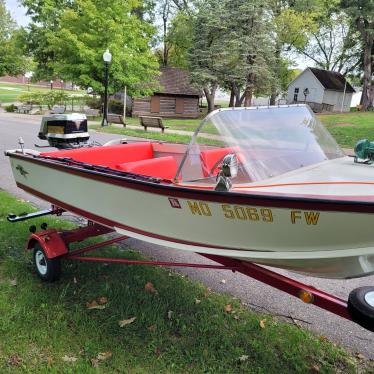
318 112 374 148
0 82 84 104
0 190 367 373
90 124 222 145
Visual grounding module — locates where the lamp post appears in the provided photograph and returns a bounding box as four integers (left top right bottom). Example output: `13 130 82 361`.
50 80 53 90
101 49 112 127
303 88 309 103
60 80 64 91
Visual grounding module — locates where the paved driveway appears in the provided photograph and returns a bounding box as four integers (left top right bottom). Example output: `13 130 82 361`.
0 112 373 358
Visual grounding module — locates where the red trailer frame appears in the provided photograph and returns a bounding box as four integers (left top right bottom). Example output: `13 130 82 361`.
4 205 367 332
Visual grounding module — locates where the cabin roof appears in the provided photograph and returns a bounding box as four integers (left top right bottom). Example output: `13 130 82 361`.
308 67 355 93
156 67 200 96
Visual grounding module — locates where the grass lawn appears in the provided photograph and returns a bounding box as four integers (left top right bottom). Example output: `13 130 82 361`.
0 82 85 104
90 124 221 146
318 112 374 148
91 112 374 148
0 191 368 373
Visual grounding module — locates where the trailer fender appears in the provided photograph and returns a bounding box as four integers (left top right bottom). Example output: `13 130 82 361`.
26 229 68 259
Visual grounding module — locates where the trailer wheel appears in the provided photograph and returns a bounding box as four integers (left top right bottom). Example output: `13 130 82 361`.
348 286 374 332
33 244 61 282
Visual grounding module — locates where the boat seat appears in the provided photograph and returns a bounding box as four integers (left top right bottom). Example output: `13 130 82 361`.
116 156 178 180
41 142 154 168
200 146 242 177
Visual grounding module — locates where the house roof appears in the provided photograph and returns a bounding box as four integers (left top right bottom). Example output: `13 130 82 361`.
156 67 200 96
308 67 355 93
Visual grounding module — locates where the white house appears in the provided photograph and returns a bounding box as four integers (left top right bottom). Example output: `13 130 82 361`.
287 67 355 112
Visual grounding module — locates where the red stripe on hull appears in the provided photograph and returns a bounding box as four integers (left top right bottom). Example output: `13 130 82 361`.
10 153 374 213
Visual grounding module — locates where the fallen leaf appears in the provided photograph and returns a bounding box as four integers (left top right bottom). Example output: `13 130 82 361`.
73 277 77 284
148 324 157 332
145 282 158 294
220 279 226 284
46 356 54 365
118 317 136 327
91 358 99 368
86 300 106 310
195 298 201 304
154 347 162 356
259 319 266 329
97 352 112 361
98 296 108 305
7 354 22 366
167 310 173 320
238 355 249 362
319 335 328 342
9 279 17 286
310 364 320 372
355 352 365 360
224 304 233 313
234 315 240 320
62 355 78 363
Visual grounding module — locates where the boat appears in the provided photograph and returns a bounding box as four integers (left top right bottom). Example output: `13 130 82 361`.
6 104 374 280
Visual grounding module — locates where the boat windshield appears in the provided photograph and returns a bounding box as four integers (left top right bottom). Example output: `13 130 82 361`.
176 105 344 184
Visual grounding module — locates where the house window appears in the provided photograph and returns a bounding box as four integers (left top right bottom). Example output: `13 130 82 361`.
293 88 299 102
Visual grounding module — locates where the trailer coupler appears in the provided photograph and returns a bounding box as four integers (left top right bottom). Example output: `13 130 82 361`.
7 207 64 223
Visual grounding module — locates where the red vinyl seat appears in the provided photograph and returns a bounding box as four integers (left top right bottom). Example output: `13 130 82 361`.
200 146 242 177
116 156 178 180
41 142 154 168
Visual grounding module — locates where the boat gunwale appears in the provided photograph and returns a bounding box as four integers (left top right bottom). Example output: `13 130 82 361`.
8 151 374 213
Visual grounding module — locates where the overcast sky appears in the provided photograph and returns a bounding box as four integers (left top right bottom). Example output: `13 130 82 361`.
6 0 30 26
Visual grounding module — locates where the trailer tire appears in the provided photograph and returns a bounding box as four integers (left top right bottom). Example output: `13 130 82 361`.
348 286 374 332
33 244 61 282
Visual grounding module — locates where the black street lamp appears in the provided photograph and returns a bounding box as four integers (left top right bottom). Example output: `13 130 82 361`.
303 88 309 103
50 80 53 90
101 49 112 127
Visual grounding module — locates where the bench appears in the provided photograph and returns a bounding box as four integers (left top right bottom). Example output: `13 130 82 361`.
51 106 65 114
139 116 168 133
108 113 125 126
84 108 100 119
16 104 32 114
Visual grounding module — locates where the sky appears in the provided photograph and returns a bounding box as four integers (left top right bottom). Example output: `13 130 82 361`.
6 0 30 26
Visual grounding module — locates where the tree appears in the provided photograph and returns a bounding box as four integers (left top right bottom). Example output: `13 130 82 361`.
188 0 227 112
295 6 361 75
22 0 159 96
340 0 374 110
0 1 28 76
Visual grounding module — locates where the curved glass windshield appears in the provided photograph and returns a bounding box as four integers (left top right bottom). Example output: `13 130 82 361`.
176 105 344 184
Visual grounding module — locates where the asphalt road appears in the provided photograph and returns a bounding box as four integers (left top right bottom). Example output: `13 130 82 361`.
0 112 373 359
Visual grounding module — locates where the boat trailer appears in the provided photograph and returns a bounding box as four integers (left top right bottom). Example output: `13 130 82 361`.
7 207 374 333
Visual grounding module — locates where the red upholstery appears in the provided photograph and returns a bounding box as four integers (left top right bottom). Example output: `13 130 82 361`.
116 156 178 180
41 143 154 168
200 146 242 177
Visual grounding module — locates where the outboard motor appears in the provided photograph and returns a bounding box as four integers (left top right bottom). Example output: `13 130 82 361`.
38 113 90 149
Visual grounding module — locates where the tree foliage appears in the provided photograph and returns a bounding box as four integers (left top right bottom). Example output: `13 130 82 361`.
21 0 159 96
0 0 28 76
340 0 374 110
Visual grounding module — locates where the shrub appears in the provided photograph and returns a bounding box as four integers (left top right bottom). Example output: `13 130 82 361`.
108 99 123 114
85 95 102 109
5 104 16 112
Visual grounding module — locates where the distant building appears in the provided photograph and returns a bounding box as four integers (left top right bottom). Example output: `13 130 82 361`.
132 67 200 119
287 67 355 112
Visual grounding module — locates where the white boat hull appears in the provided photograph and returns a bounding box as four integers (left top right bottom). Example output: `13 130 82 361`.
8 154 374 279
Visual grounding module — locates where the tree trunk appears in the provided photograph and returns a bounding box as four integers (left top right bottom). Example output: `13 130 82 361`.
270 46 281 106
243 86 253 107
233 84 241 107
203 84 217 113
229 84 235 107
360 33 373 111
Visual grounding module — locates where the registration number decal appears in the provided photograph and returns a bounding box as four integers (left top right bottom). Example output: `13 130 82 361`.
182 200 320 225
